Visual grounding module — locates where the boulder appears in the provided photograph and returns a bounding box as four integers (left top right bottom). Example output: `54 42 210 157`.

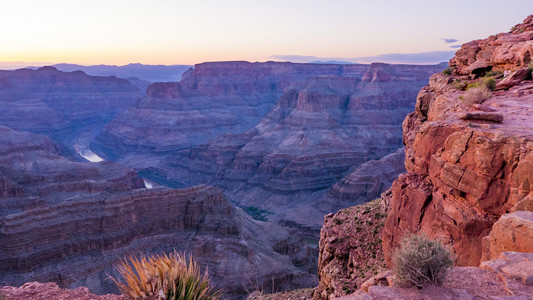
482 212 533 262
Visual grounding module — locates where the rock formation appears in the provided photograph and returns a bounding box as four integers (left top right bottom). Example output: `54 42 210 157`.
0 126 316 298
383 15 533 267
0 282 122 300
315 199 388 299
327 148 405 205
0 66 143 150
481 211 533 262
92 61 443 235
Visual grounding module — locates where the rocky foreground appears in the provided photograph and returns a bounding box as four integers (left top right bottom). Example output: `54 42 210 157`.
312 15 533 300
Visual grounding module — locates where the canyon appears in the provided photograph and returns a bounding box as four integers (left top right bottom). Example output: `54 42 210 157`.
2 14 533 300
92 61 444 235
0 125 316 298
0 60 444 298
0 66 144 152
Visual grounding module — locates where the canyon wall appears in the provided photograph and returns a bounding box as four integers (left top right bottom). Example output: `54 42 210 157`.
92 62 444 233
0 67 143 149
382 15 533 267
0 126 315 298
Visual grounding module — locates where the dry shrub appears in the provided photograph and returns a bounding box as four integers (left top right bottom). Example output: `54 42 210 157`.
110 251 221 300
460 85 492 104
393 234 453 289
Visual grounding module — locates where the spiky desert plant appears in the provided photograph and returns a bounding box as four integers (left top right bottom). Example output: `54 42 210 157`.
110 251 221 300
393 233 453 289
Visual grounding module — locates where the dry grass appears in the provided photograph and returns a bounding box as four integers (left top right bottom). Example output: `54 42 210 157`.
459 86 492 104
110 251 221 300
393 234 453 289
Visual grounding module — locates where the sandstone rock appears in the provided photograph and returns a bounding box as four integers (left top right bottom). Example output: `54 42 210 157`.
451 15 533 76
482 212 533 261
510 15 533 34
501 261 533 285
367 285 475 300
332 290 373 300
489 296 530 300
383 15 533 267
495 68 531 91
315 199 388 299
459 112 504 122
360 270 393 292
0 282 123 300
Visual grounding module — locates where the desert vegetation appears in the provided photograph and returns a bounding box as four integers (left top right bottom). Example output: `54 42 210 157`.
110 251 221 300
458 76 496 104
393 234 453 289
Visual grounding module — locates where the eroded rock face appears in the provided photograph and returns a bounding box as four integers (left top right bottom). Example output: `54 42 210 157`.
0 126 316 298
92 61 375 159
314 199 388 299
383 15 533 267
481 211 533 261
451 15 533 77
327 148 405 205
99 62 443 234
0 66 143 150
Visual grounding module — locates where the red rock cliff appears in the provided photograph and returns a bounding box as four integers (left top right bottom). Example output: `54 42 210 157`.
383 15 533 267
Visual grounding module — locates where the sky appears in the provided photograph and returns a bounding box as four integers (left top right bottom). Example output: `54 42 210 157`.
1 0 533 67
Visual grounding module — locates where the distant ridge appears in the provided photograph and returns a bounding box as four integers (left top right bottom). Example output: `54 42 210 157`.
52 63 192 83
309 60 355 64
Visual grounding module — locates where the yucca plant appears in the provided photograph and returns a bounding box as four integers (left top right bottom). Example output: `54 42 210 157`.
110 251 221 300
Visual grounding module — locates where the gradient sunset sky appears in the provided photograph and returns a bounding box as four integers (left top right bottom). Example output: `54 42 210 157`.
2 0 533 67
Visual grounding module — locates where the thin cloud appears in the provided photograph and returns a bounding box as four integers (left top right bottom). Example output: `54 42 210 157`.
352 51 455 64
450 45 462 49
271 55 329 63
271 51 455 65
0 61 51 70
443 38 459 43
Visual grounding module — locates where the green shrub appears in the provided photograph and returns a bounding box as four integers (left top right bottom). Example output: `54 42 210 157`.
393 234 453 289
481 77 496 91
442 67 453 75
528 61 533 72
484 70 502 78
110 251 221 300
453 79 467 90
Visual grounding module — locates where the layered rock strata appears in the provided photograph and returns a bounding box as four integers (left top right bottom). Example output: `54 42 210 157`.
383 15 533 267
0 126 316 298
0 66 143 149
93 61 375 159
105 62 443 233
